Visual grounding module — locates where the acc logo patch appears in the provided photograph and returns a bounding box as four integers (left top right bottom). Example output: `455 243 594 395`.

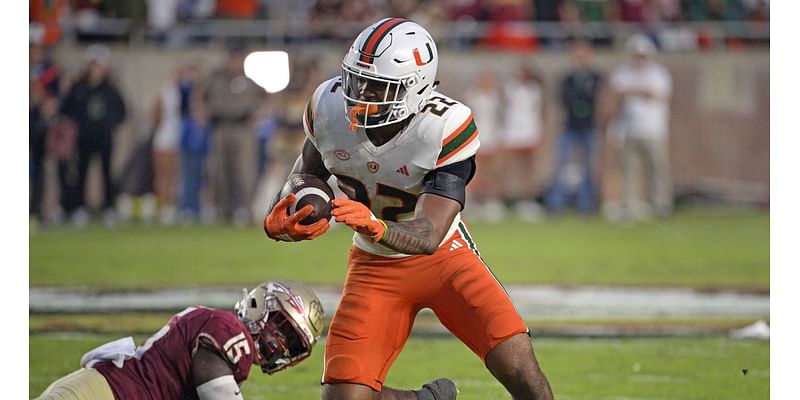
334 150 351 161
367 161 380 173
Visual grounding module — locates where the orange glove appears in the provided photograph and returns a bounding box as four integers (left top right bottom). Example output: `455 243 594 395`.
331 198 387 242
264 193 330 242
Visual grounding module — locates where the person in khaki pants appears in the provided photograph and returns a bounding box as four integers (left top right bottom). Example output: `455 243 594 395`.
608 34 673 220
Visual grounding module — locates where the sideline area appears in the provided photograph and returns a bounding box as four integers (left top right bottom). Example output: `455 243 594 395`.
30 284 770 337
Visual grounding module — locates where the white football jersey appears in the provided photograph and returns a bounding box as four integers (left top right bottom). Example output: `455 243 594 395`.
303 77 480 257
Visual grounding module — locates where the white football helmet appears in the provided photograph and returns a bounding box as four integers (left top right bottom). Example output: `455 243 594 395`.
341 18 439 130
234 280 325 374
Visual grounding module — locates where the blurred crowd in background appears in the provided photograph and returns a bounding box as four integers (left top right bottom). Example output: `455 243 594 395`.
31 0 769 49
30 42 324 228
29 0 769 230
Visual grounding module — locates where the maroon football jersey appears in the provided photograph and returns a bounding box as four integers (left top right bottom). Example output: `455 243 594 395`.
94 306 256 399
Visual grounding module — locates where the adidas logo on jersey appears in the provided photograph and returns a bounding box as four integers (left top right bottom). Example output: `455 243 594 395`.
449 239 464 251
396 165 409 176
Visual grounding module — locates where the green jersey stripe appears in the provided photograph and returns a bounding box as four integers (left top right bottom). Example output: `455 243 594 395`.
438 119 477 160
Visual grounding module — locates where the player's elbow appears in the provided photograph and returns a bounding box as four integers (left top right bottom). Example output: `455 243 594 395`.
421 231 449 255
420 243 438 255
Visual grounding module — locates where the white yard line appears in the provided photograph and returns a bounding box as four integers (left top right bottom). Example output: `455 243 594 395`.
29 285 769 320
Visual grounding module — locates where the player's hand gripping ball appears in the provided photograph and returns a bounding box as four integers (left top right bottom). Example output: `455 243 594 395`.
264 174 334 242
279 173 335 225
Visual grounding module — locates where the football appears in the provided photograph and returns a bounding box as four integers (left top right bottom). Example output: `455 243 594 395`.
279 173 335 225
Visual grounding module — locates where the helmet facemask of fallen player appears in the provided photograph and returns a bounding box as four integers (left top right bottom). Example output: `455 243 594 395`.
235 280 325 374
341 18 438 130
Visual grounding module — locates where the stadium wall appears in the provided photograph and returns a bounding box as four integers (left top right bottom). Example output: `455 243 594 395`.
48 45 769 209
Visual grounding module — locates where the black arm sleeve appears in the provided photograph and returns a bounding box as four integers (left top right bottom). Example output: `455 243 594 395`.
420 156 476 210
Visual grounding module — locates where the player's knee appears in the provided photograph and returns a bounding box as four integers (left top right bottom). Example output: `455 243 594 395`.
486 333 539 377
324 354 363 383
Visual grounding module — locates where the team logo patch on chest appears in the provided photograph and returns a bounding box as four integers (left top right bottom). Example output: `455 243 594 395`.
367 161 380 173
334 149 351 161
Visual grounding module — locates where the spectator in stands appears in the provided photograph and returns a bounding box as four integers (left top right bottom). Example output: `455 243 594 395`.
499 63 545 221
29 0 69 46
177 0 217 21
532 0 565 47
58 44 127 228
30 44 63 229
145 0 179 45
216 0 259 18
480 0 538 51
546 38 602 215
462 70 505 222
558 0 614 46
611 0 649 25
203 44 267 225
608 34 673 221
150 65 188 225
178 65 211 223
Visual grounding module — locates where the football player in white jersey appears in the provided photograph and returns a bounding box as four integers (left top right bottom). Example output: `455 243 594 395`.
264 18 554 400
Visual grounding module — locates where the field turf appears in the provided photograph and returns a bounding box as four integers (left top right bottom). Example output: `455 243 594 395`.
29 210 770 398
29 210 769 289
30 332 768 399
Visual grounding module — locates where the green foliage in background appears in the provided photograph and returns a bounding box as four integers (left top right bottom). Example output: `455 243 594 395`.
30 211 768 289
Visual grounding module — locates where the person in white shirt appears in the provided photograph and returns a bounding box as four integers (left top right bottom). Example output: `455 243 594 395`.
500 64 545 220
609 33 673 220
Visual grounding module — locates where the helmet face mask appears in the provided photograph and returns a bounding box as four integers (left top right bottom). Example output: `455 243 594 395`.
255 307 311 374
234 280 325 375
341 18 438 130
342 66 410 129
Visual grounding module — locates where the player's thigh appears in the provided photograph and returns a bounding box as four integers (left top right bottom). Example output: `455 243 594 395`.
429 250 528 361
324 267 418 391
36 368 114 400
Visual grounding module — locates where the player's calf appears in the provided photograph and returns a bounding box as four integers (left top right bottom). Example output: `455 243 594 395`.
414 378 458 400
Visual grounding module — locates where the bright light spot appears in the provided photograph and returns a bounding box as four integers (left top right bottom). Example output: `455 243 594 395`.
244 51 290 93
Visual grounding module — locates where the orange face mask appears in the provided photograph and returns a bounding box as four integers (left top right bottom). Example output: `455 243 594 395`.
348 103 380 131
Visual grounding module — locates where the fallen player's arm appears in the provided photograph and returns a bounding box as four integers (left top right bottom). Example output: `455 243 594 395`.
192 347 244 400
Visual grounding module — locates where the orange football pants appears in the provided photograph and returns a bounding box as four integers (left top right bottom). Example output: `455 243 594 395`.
323 223 529 391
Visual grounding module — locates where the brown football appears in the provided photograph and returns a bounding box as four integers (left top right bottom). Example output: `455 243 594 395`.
279 173 335 225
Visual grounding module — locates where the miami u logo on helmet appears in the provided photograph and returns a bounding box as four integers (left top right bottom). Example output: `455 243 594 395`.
413 43 434 66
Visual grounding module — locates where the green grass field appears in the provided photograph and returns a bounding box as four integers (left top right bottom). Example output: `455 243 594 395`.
29 210 769 289
30 333 768 399
29 210 770 399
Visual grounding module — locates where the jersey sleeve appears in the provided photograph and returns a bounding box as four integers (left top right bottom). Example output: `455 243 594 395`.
435 104 480 168
195 311 255 383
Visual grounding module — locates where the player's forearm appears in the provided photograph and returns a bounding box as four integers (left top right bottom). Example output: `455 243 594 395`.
379 218 439 255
